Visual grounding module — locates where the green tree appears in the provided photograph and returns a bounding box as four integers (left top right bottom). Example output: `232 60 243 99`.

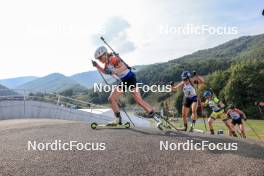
173 91 184 116
206 70 229 97
223 60 264 118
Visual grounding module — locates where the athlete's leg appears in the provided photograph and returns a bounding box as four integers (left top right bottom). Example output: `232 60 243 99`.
229 121 236 136
182 106 190 130
181 97 191 130
239 123 246 138
108 87 124 124
229 129 232 136
108 87 123 112
208 117 215 134
191 101 198 121
131 88 164 129
190 101 198 131
224 119 237 137
224 120 234 132
131 87 154 113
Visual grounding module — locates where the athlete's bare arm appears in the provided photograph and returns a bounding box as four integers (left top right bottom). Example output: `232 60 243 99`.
191 75 205 85
197 75 205 84
219 101 225 109
236 108 247 119
258 102 264 107
95 64 106 74
171 81 184 92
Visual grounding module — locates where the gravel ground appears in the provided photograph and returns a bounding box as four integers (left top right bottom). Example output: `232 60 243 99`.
0 119 263 176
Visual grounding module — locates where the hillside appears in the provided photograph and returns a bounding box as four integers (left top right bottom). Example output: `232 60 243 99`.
137 34 264 85
71 71 112 88
0 76 38 89
0 84 18 96
17 73 86 93
0 66 147 90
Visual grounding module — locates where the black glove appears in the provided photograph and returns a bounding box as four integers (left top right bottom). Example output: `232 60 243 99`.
193 71 197 76
104 68 113 75
92 60 98 67
244 118 247 121
169 81 175 86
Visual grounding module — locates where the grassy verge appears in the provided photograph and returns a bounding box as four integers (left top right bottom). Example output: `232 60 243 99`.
167 118 264 140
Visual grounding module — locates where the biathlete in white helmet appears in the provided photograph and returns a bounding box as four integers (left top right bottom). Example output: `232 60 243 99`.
171 71 205 131
92 46 163 128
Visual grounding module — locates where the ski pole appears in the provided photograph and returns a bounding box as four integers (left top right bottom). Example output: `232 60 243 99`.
92 59 135 127
245 120 262 140
193 71 207 131
97 67 109 84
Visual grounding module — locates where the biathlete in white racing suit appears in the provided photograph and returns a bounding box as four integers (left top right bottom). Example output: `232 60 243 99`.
171 71 205 131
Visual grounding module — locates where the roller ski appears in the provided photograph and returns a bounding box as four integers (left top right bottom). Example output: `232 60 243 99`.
91 117 130 129
148 112 179 131
189 122 204 133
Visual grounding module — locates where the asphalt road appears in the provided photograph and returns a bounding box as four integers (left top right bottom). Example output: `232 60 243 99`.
0 119 263 176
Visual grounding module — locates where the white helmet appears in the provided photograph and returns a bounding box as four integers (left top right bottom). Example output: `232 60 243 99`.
94 46 107 59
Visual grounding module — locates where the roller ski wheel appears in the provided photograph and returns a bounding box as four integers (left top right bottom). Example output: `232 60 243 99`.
124 122 130 128
91 122 98 129
157 122 164 130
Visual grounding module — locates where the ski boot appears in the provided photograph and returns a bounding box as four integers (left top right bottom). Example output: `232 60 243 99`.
106 117 122 126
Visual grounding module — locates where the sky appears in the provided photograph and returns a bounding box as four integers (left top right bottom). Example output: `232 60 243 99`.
0 0 263 79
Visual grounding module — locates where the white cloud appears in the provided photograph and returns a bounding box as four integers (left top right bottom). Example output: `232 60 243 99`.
92 17 136 54
0 0 263 79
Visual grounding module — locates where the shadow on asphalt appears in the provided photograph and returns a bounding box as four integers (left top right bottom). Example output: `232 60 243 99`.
90 125 264 161
128 127 264 161
188 135 264 160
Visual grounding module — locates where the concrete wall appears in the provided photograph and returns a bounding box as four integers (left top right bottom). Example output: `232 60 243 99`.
0 100 110 123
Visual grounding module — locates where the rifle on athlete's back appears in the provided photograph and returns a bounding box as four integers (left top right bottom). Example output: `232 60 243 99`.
100 36 134 70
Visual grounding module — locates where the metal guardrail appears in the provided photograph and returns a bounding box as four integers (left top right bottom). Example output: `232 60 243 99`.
0 89 108 113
